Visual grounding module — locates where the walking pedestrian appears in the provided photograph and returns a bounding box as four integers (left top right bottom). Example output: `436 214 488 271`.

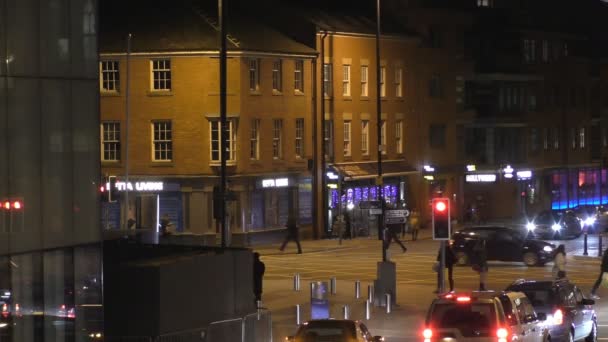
471 239 488 291
435 244 456 293
552 244 567 280
384 224 407 253
410 209 420 241
253 252 265 306
590 247 608 299
279 215 302 254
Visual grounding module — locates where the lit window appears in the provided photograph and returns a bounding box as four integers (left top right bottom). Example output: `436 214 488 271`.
100 61 119 92
342 65 351 97
361 120 369 156
152 121 172 161
380 66 386 97
101 122 120 161
210 120 237 163
579 127 585 149
249 59 260 92
295 118 304 158
294 60 304 93
396 121 403 154
343 121 351 156
381 120 387 154
250 119 259 160
151 60 171 91
542 128 549 150
395 68 403 98
323 63 332 97
553 127 560 150
361 65 368 97
272 60 282 92
273 119 283 159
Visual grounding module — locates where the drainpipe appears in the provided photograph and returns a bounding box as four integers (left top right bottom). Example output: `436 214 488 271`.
320 30 329 237
312 57 319 239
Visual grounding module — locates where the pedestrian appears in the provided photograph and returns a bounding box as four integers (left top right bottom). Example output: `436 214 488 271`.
552 244 567 280
384 224 407 253
471 239 488 291
590 247 608 299
279 215 302 254
253 252 265 306
410 209 420 241
435 243 456 293
159 213 172 236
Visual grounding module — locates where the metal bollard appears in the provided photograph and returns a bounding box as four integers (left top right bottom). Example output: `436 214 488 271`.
355 281 361 299
599 234 604 257
584 233 589 256
365 300 371 320
295 304 301 325
330 277 337 295
367 284 374 303
293 273 301 291
385 293 392 313
256 300 262 309
342 305 350 319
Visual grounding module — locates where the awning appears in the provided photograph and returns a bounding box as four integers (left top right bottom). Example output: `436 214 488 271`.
332 160 419 181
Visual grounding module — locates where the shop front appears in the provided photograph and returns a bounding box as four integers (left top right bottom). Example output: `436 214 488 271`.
548 167 608 210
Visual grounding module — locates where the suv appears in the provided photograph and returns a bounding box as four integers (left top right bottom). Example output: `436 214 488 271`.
423 291 548 341
506 279 596 342
451 226 556 266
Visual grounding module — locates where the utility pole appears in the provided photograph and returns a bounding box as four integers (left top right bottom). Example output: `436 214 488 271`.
219 0 228 248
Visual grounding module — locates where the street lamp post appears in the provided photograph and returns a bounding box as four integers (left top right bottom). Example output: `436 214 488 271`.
376 0 386 262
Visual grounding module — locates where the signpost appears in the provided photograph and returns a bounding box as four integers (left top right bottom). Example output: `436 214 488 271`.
384 209 408 224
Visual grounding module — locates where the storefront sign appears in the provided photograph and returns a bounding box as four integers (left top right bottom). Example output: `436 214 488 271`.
110 181 164 191
517 170 532 180
261 178 289 188
465 174 497 183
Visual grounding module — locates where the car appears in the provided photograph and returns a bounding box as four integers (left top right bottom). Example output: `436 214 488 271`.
573 205 608 233
525 210 583 239
505 279 597 342
286 319 384 342
422 291 548 342
451 226 556 266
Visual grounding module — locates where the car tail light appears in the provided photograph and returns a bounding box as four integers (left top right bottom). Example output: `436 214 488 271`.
456 296 471 302
423 328 433 339
497 327 509 342
553 309 563 325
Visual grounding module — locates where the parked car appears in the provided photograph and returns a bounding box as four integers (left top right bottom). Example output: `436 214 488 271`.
286 319 384 342
525 210 583 239
451 226 556 266
506 278 596 342
422 291 548 341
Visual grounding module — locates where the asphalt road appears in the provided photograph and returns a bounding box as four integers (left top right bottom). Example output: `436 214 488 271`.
256 232 608 341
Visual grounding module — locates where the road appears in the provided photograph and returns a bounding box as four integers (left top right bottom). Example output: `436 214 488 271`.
255 231 608 341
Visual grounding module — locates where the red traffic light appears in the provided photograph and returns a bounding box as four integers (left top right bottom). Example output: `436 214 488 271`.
434 201 447 212
99 185 106 193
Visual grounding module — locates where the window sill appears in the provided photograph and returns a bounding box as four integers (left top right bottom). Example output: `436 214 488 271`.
150 161 174 167
147 91 173 97
343 96 352 101
294 90 305 96
101 161 122 166
272 90 283 96
323 96 333 100
361 97 370 101
361 154 371 160
210 161 237 167
249 91 262 96
100 91 121 97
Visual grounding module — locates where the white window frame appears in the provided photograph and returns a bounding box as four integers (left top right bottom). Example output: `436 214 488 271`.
395 121 403 154
361 120 369 156
100 61 119 92
273 119 283 159
295 118 304 159
151 121 172 161
210 120 237 163
361 65 368 97
380 66 386 97
323 63 332 97
101 121 120 161
294 60 304 93
579 127 586 149
249 59 260 92
395 68 403 98
381 120 387 154
250 119 260 160
150 59 171 91
343 121 352 156
272 59 282 92
342 65 351 97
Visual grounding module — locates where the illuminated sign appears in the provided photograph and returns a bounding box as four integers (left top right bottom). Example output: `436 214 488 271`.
466 165 476 172
465 174 497 183
423 175 434 181
262 178 289 188
424 165 435 172
326 172 339 180
108 181 164 191
517 170 532 180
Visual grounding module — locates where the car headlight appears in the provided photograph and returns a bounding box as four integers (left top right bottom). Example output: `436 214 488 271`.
585 217 596 226
551 223 562 231
543 246 554 252
526 223 536 231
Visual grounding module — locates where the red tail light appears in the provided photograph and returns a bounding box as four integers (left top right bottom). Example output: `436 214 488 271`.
423 328 433 339
553 309 563 325
497 327 509 342
456 296 471 302
1 304 7 312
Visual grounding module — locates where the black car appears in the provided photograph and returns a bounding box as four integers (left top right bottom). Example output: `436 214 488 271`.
525 210 583 239
573 205 608 233
451 226 556 266
506 278 596 342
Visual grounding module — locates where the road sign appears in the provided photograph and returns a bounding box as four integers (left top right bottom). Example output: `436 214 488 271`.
385 209 407 224
369 209 383 215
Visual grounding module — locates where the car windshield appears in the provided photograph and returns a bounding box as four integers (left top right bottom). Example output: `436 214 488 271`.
296 321 356 341
506 287 556 307
429 303 496 331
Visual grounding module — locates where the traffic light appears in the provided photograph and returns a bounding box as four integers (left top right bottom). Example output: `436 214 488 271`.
108 175 118 203
432 198 450 240
99 183 108 202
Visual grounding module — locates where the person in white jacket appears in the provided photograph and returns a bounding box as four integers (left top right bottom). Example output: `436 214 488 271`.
552 244 567 279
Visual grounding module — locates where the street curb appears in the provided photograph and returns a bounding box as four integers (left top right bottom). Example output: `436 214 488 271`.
572 254 600 260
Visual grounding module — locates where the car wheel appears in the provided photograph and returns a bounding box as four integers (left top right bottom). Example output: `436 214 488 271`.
523 252 539 266
455 252 468 265
585 321 597 342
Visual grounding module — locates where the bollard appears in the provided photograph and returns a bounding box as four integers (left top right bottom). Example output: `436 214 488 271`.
385 293 392 314
599 234 604 257
355 281 361 299
256 300 262 320
584 233 589 256
330 277 337 295
256 300 262 309
365 300 371 320
342 305 350 319
293 273 301 291
295 304 301 325
367 284 374 304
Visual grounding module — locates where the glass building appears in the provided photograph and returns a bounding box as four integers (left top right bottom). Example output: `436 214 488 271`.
0 0 102 341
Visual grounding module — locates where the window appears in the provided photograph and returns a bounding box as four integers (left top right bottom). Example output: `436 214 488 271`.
151 59 171 91
250 119 260 160
579 127 586 149
429 124 446 148
553 127 560 150
294 60 304 92
361 65 369 97
530 128 539 152
361 120 369 155
249 59 260 92
323 63 332 97
542 40 549 62
343 121 352 156
395 68 403 98
542 128 549 150
152 121 172 161
396 121 403 154
523 39 536 63
530 39 536 62
429 76 441 98
100 61 119 92
570 128 576 149
477 0 493 7
295 118 304 158
342 65 351 97
380 66 386 97
381 120 387 154
273 119 283 159
101 122 120 161
272 59 282 92
210 120 237 162
324 120 334 159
